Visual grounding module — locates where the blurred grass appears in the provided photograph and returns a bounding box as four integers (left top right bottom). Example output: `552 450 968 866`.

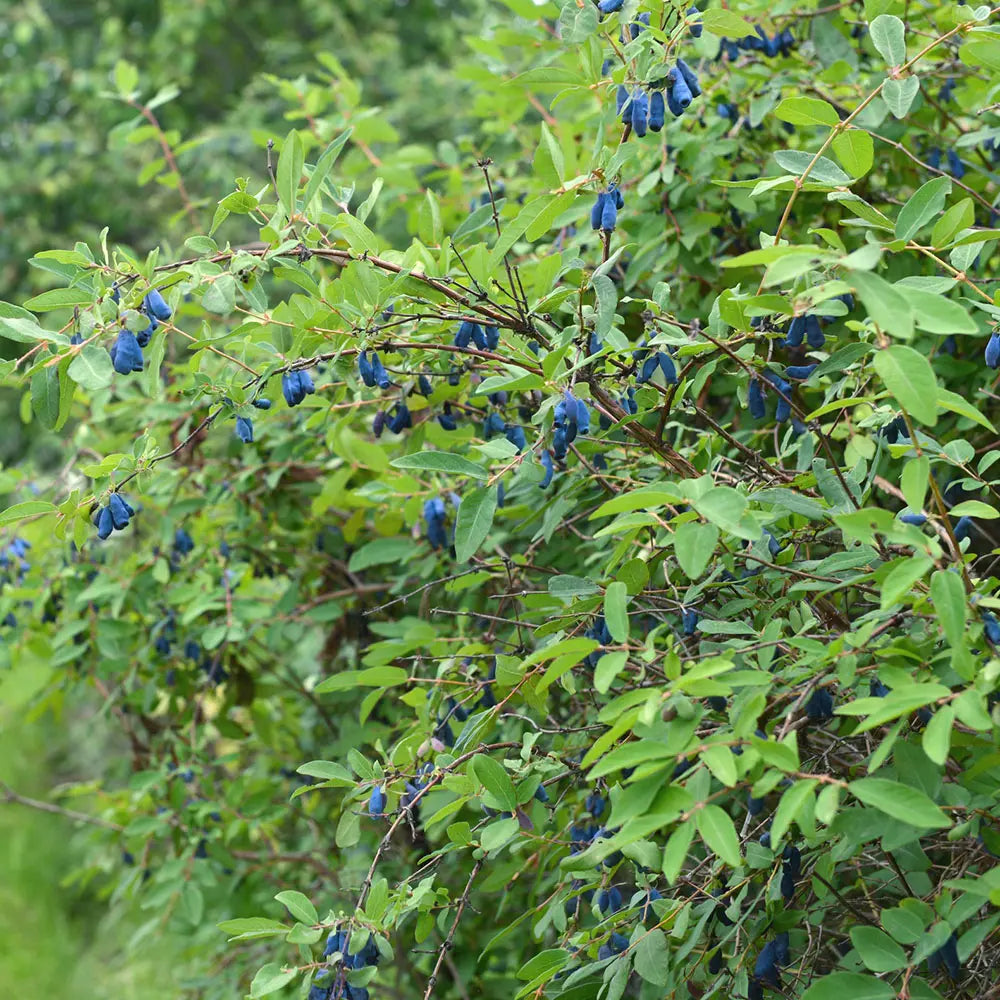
0 714 179 999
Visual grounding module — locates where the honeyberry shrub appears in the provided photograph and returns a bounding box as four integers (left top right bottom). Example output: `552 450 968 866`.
4 0 1000 998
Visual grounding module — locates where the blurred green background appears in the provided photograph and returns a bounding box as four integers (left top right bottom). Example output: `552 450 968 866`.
0 1 485 993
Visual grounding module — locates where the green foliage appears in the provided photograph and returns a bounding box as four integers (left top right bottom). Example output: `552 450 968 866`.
3 1 1000 998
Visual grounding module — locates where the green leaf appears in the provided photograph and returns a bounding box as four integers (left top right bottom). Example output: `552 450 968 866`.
900 456 929 515
633 929 670 985
896 176 951 241
314 667 408 694
774 149 852 186
930 569 965 649
906 288 978 334
673 521 719 579
594 651 627 694
454 486 497 562
348 537 420 572
849 925 908 973
832 130 875 178
557 0 598 43
471 754 518 812
390 452 489 480
921 704 955 765
870 14 906 66
931 197 975 248
276 129 304 215
68 344 115 391
274 890 317 925
801 973 895 1000
603 581 629 644
23 288 94 311
490 192 576 264
0 501 58 526
770 778 818 846
879 556 933 610
850 270 914 339
700 8 755 37
249 963 297 997
849 778 950 829
548 575 600 600
883 76 920 119
872 345 938 425
696 805 742 867
774 97 839 127
30 368 61 429
217 917 290 941
302 130 352 209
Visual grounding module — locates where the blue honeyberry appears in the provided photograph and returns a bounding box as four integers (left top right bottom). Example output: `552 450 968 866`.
784 316 806 348
485 325 500 350
252 397 272 409
869 677 890 698
638 353 660 384
539 450 554 489
985 332 1000 369
144 288 172 322
947 150 965 179
597 886 623 914
358 351 376 387
110 328 144 374
670 68 693 111
927 932 960 979
417 374 434 396
235 416 254 443
631 91 649 137
748 793 765 816
598 932 629 960
748 379 766 420
682 608 699 635
899 512 927 526
135 317 156 348
437 403 457 431
785 364 818 380
173 527 194 554
598 0 624 11
586 792 606 817
640 888 662 922
658 352 677 384
982 610 1000 645
649 90 665 132
533 784 549 804
954 516 974 542
600 195 619 232
368 785 387 817
805 687 834 720
370 352 391 389
387 402 412 434
96 506 114 540
590 193 608 231
505 425 527 451
108 494 132 531
552 427 568 460
805 314 825 349
676 59 702 98
372 410 386 438
483 411 507 440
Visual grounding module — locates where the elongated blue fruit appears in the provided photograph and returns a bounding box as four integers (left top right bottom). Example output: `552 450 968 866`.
96 506 114 540
136 318 156 348
671 69 693 110
470 324 488 350
676 59 701 98
111 329 144 374
485 325 500 350
144 288 172 321
649 90 665 131
368 786 387 816
688 6 702 37
611 184 624 209
631 91 649 137
591 193 608 231
785 364 818 379
539 450 554 488
235 416 254 443
600 196 618 231
108 494 131 530
682 608 699 635
805 315 824 349
417 374 433 396
947 150 965 179
615 85 629 116
785 316 805 347
658 352 677 383
954 516 973 541
666 86 686 117
358 351 376 387
598 0 624 11
748 379 766 419
985 331 1000 369
370 352 391 389
899 512 927 525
